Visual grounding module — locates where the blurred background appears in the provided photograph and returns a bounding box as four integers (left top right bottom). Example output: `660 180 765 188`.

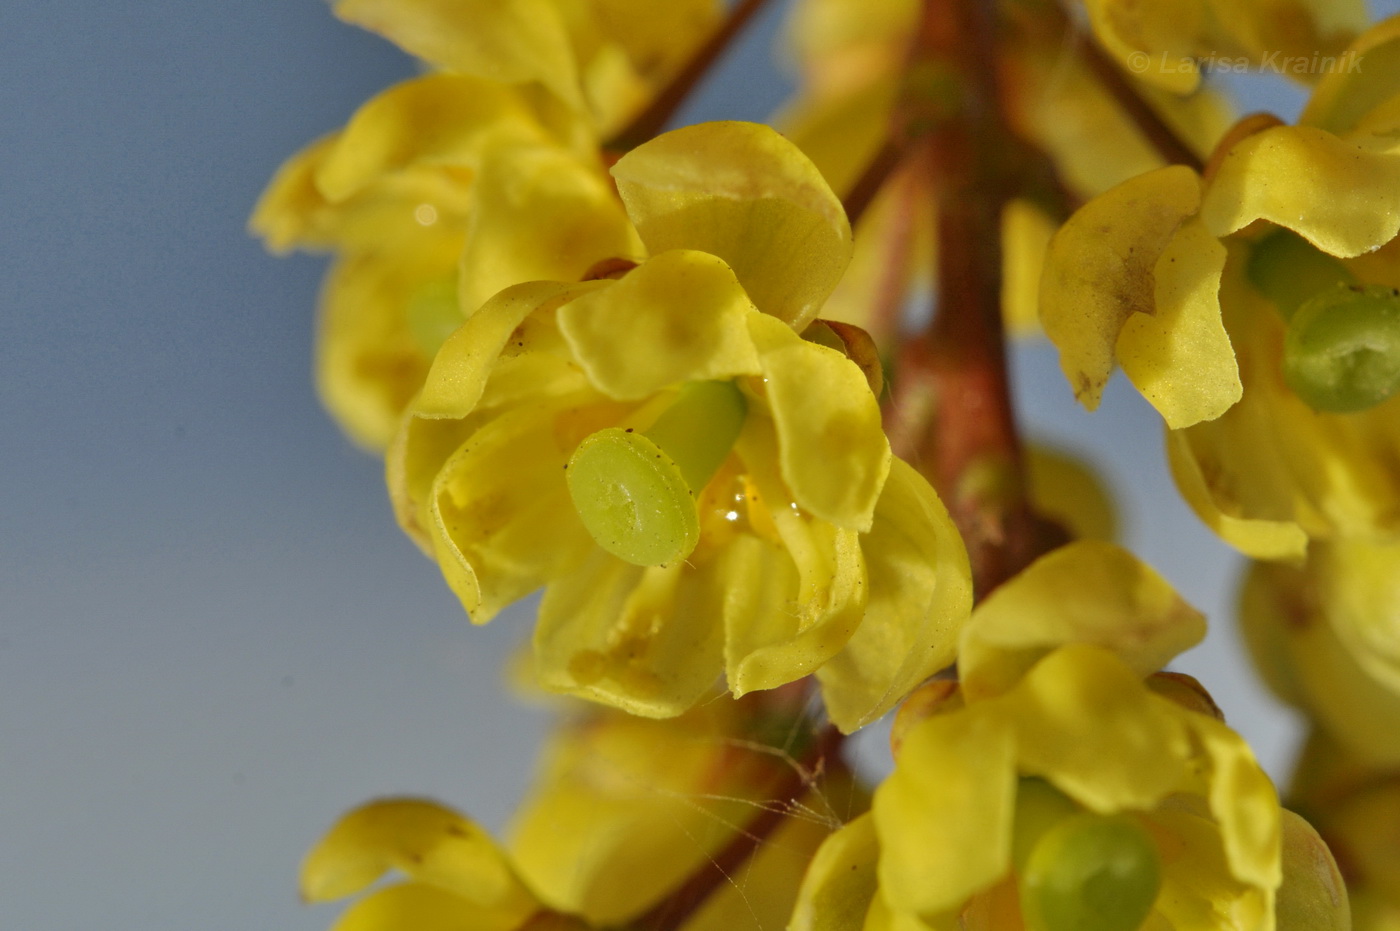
4 1 1378 928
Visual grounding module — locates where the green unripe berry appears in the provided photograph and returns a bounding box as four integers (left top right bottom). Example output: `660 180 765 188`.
405 278 462 355
1020 813 1162 931
1011 778 1081 872
1283 283 1400 413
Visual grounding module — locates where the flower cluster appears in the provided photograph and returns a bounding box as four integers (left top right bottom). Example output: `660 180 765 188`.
250 0 1400 928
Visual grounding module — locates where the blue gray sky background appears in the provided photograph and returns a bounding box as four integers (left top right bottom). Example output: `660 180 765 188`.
4 2 1390 929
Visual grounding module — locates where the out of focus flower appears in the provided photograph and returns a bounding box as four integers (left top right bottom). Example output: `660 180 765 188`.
1041 16 1400 556
1241 537 1400 767
390 121 971 731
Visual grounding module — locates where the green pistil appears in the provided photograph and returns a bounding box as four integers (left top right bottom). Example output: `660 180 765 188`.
1284 283 1400 413
566 381 748 567
1020 812 1162 931
1247 228 1356 321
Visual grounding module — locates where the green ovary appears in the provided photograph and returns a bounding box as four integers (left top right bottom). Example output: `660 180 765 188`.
566 381 748 567
405 277 461 356
1019 812 1162 931
1284 283 1400 413
1247 229 1356 321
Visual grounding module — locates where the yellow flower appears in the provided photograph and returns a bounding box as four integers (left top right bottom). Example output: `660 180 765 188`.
792 542 1290 931
1041 16 1400 555
1082 0 1367 94
389 121 971 731
300 690 862 931
1241 537 1400 767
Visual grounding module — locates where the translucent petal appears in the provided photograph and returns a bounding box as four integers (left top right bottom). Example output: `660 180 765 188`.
960 542 1205 702
873 707 1017 918
556 250 764 401
611 121 853 330
312 74 554 204
534 548 726 717
748 312 890 531
1040 166 1203 413
1202 125 1400 257
789 814 881 931
300 799 535 920
332 0 584 113
1005 645 1190 813
816 458 972 733
325 883 526 931
722 421 866 695
427 401 596 623
1116 215 1239 428
458 144 641 316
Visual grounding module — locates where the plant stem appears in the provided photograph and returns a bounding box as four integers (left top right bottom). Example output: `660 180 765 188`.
885 0 1065 599
626 725 844 931
606 0 773 151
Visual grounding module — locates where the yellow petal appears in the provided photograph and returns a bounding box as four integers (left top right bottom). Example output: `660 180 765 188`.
1083 0 1206 94
556 250 764 401
458 144 641 316
1001 199 1056 338
789 814 881 931
873 707 1017 918
1040 166 1203 413
1317 538 1400 695
960 542 1205 702
250 135 339 252
533 549 726 717
816 458 972 733
1187 713 1282 890
1006 645 1191 812
1202 125 1400 257
1116 214 1239 428
326 883 527 931
427 401 595 623
332 0 584 113
312 74 553 204
1146 807 1272 931
611 121 854 330
748 312 890 531
723 420 867 695
1301 14 1400 136
300 799 535 921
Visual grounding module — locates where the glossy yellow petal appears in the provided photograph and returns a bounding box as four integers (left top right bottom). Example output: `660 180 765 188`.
1117 214 1239 428
1166 426 1309 560
722 420 867 696
1202 126 1400 257
960 542 1205 702
748 312 890 530
1025 445 1118 543
313 74 552 204
300 799 535 920
458 144 640 316
534 548 726 717
1146 807 1271 931
611 121 854 330
1188 714 1282 890
1301 14 1400 136
874 707 1017 919
789 814 881 931
1084 0 1206 94
427 402 595 623
1006 645 1190 813
326 883 527 931
816 459 972 733
1040 166 1203 413
556 250 764 401
332 0 584 113
315 248 454 450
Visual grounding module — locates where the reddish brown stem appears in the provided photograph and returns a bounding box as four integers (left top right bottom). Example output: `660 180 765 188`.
606 0 773 151
627 725 844 931
885 0 1066 598
842 138 906 227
